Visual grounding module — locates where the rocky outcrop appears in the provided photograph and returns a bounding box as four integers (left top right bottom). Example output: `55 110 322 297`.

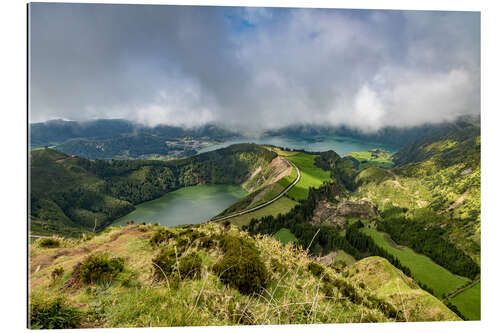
312 199 378 228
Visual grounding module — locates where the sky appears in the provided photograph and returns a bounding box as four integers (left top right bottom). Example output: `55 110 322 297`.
29 3 480 132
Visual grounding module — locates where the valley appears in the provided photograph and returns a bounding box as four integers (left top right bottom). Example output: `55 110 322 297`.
29 119 481 326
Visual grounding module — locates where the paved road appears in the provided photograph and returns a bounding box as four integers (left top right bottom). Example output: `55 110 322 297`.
210 159 301 223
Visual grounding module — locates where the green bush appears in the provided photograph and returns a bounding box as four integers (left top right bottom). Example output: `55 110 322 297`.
30 296 82 329
198 236 216 249
178 252 202 279
331 278 363 304
270 258 287 275
51 267 64 281
149 229 173 248
152 248 177 280
213 235 268 295
307 262 325 278
152 248 202 280
77 253 124 284
39 238 60 248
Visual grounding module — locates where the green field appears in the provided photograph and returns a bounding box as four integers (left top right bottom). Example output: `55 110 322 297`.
281 153 331 201
229 197 298 227
449 282 480 320
361 228 470 297
347 150 394 169
334 250 357 266
273 228 298 245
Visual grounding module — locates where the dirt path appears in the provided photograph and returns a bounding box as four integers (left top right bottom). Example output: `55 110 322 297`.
210 159 301 222
387 169 409 191
442 278 480 301
440 189 470 214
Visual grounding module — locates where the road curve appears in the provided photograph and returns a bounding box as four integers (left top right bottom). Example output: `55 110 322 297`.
210 159 301 223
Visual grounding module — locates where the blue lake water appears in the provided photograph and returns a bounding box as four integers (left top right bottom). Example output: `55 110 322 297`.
198 135 397 156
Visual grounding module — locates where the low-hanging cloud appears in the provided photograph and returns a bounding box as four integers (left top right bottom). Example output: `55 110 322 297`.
29 4 480 132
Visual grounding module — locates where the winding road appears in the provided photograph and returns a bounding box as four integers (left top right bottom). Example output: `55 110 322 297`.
210 159 301 222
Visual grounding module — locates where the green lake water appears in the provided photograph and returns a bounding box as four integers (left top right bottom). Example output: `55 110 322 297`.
113 184 247 227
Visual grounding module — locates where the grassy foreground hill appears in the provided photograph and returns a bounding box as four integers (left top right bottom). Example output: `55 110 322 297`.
29 223 458 328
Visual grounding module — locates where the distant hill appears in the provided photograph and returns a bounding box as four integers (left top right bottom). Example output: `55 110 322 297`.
264 115 480 148
30 119 241 159
30 144 276 237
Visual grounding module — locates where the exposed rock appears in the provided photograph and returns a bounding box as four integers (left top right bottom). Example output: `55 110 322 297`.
312 199 378 227
461 168 472 175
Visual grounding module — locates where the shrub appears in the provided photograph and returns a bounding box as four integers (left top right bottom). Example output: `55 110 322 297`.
77 253 124 284
30 296 82 329
307 262 325 278
51 267 64 281
178 252 202 279
222 220 231 230
213 235 268 295
39 238 60 248
152 248 177 280
270 258 287 275
331 278 363 304
198 236 216 249
149 229 173 248
152 248 202 280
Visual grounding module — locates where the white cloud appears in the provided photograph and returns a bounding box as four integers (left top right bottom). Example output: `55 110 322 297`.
29 4 480 132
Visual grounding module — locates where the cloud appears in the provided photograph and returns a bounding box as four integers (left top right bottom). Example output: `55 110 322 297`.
29 4 480 132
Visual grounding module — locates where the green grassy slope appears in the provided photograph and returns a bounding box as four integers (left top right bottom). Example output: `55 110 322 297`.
348 257 459 322
347 150 394 169
283 153 331 201
228 197 298 227
29 224 458 328
273 228 297 245
351 124 480 263
449 282 480 320
361 228 469 297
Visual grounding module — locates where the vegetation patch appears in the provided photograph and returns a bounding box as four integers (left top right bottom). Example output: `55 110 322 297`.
449 282 480 320
213 235 269 295
152 247 203 281
284 153 332 201
38 238 61 248
360 228 469 298
30 295 82 329
149 228 174 248
229 196 298 227
70 253 125 285
347 150 394 170
273 228 297 245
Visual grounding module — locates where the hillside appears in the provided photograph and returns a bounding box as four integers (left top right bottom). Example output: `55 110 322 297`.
29 223 458 328
30 144 277 237
245 125 480 320
30 119 240 159
351 122 480 263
